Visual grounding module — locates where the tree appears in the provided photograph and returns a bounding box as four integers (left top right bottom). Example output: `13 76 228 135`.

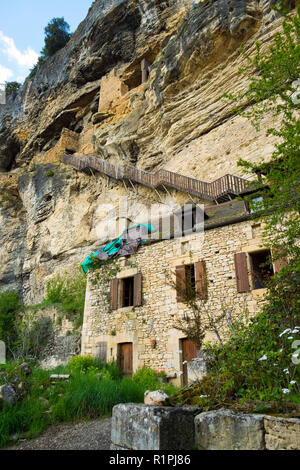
5 82 21 98
41 17 71 58
224 3 300 267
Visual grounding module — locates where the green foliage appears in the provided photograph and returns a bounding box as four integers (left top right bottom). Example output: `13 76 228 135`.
171 267 300 409
0 291 21 351
27 17 71 80
41 18 71 58
132 366 176 396
5 82 21 97
45 269 87 325
0 361 176 448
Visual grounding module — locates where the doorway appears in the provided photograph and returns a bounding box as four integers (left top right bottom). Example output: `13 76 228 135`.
118 342 133 377
181 339 198 386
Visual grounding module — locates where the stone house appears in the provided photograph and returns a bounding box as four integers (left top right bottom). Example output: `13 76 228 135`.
81 194 284 386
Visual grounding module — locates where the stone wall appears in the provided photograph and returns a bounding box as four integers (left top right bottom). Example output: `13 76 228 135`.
81 210 270 385
24 306 80 369
111 405 300 450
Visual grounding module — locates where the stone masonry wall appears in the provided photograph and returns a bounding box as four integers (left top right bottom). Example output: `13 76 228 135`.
81 217 268 385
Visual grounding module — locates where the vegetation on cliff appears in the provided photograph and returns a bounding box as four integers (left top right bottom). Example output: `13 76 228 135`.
29 17 72 77
0 269 86 360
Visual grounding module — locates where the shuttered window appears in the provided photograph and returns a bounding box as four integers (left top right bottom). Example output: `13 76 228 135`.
110 274 143 309
195 260 207 300
133 273 143 307
234 252 250 293
110 278 119 310
176 262 208 302
176 265 186 302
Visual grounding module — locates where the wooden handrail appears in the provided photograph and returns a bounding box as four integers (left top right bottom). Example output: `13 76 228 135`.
62 154 252 201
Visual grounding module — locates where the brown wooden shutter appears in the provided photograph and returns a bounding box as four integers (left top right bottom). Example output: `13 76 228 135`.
234 253 250 293
176 265 186 302
133 273 143 307
110 278 119 310
195 260 207 300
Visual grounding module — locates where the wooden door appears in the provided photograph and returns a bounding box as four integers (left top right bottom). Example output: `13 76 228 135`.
119 343 133 377
181 339 198 386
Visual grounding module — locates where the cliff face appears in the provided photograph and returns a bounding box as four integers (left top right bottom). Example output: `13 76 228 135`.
0 0 291 302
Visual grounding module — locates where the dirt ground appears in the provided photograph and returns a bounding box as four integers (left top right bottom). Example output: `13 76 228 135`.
5 418 112 450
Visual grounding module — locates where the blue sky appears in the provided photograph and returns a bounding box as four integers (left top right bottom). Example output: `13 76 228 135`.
0 1 93 84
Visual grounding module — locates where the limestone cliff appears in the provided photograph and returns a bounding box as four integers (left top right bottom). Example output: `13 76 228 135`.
0 0 295 302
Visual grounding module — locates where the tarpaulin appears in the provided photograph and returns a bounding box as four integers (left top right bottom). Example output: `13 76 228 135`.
81 223 155 274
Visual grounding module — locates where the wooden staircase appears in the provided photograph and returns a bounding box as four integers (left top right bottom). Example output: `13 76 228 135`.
62 154 252 203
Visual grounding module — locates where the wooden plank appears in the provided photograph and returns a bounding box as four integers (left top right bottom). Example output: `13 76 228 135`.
110 278 119 310
195 261 207 300
234 253 250 293
182 339 198 386
176 265 186 302
133 273 143 307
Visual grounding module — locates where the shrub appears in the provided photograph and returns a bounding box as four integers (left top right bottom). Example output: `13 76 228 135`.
132 366 176 395
0 291 22 352
45 269 87 325
5 82 21 97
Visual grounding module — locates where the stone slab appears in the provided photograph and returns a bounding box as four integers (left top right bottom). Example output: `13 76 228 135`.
111 404 195 450
264 415 300 450
195 408 265 450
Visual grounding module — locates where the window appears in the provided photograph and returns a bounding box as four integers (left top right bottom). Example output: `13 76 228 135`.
185 264 196 298
249 250 274 289
121 276 134 307
176 261 207 302
110 273 143 310
234 249 277 293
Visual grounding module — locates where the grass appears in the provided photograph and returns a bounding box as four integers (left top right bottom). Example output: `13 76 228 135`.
0 359 177 448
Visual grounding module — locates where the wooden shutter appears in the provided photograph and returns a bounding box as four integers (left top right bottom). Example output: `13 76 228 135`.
96 342 107 362
176 265 186 302
234 253 250 293
195 260 207 300
133 273 143 307
110 278 119 310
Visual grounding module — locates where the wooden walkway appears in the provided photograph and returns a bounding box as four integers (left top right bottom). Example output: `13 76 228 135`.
62 154 252 202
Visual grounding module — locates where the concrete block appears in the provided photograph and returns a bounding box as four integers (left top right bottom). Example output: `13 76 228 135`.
111 404 195 450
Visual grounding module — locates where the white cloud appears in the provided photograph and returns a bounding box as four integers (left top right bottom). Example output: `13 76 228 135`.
0 64 13 83
0 31 38 68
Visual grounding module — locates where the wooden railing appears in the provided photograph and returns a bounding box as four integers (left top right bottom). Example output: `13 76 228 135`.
62 154 252 201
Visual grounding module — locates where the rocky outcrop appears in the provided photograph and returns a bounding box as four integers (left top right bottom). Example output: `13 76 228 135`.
0 384 16 405
0 0 294 301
